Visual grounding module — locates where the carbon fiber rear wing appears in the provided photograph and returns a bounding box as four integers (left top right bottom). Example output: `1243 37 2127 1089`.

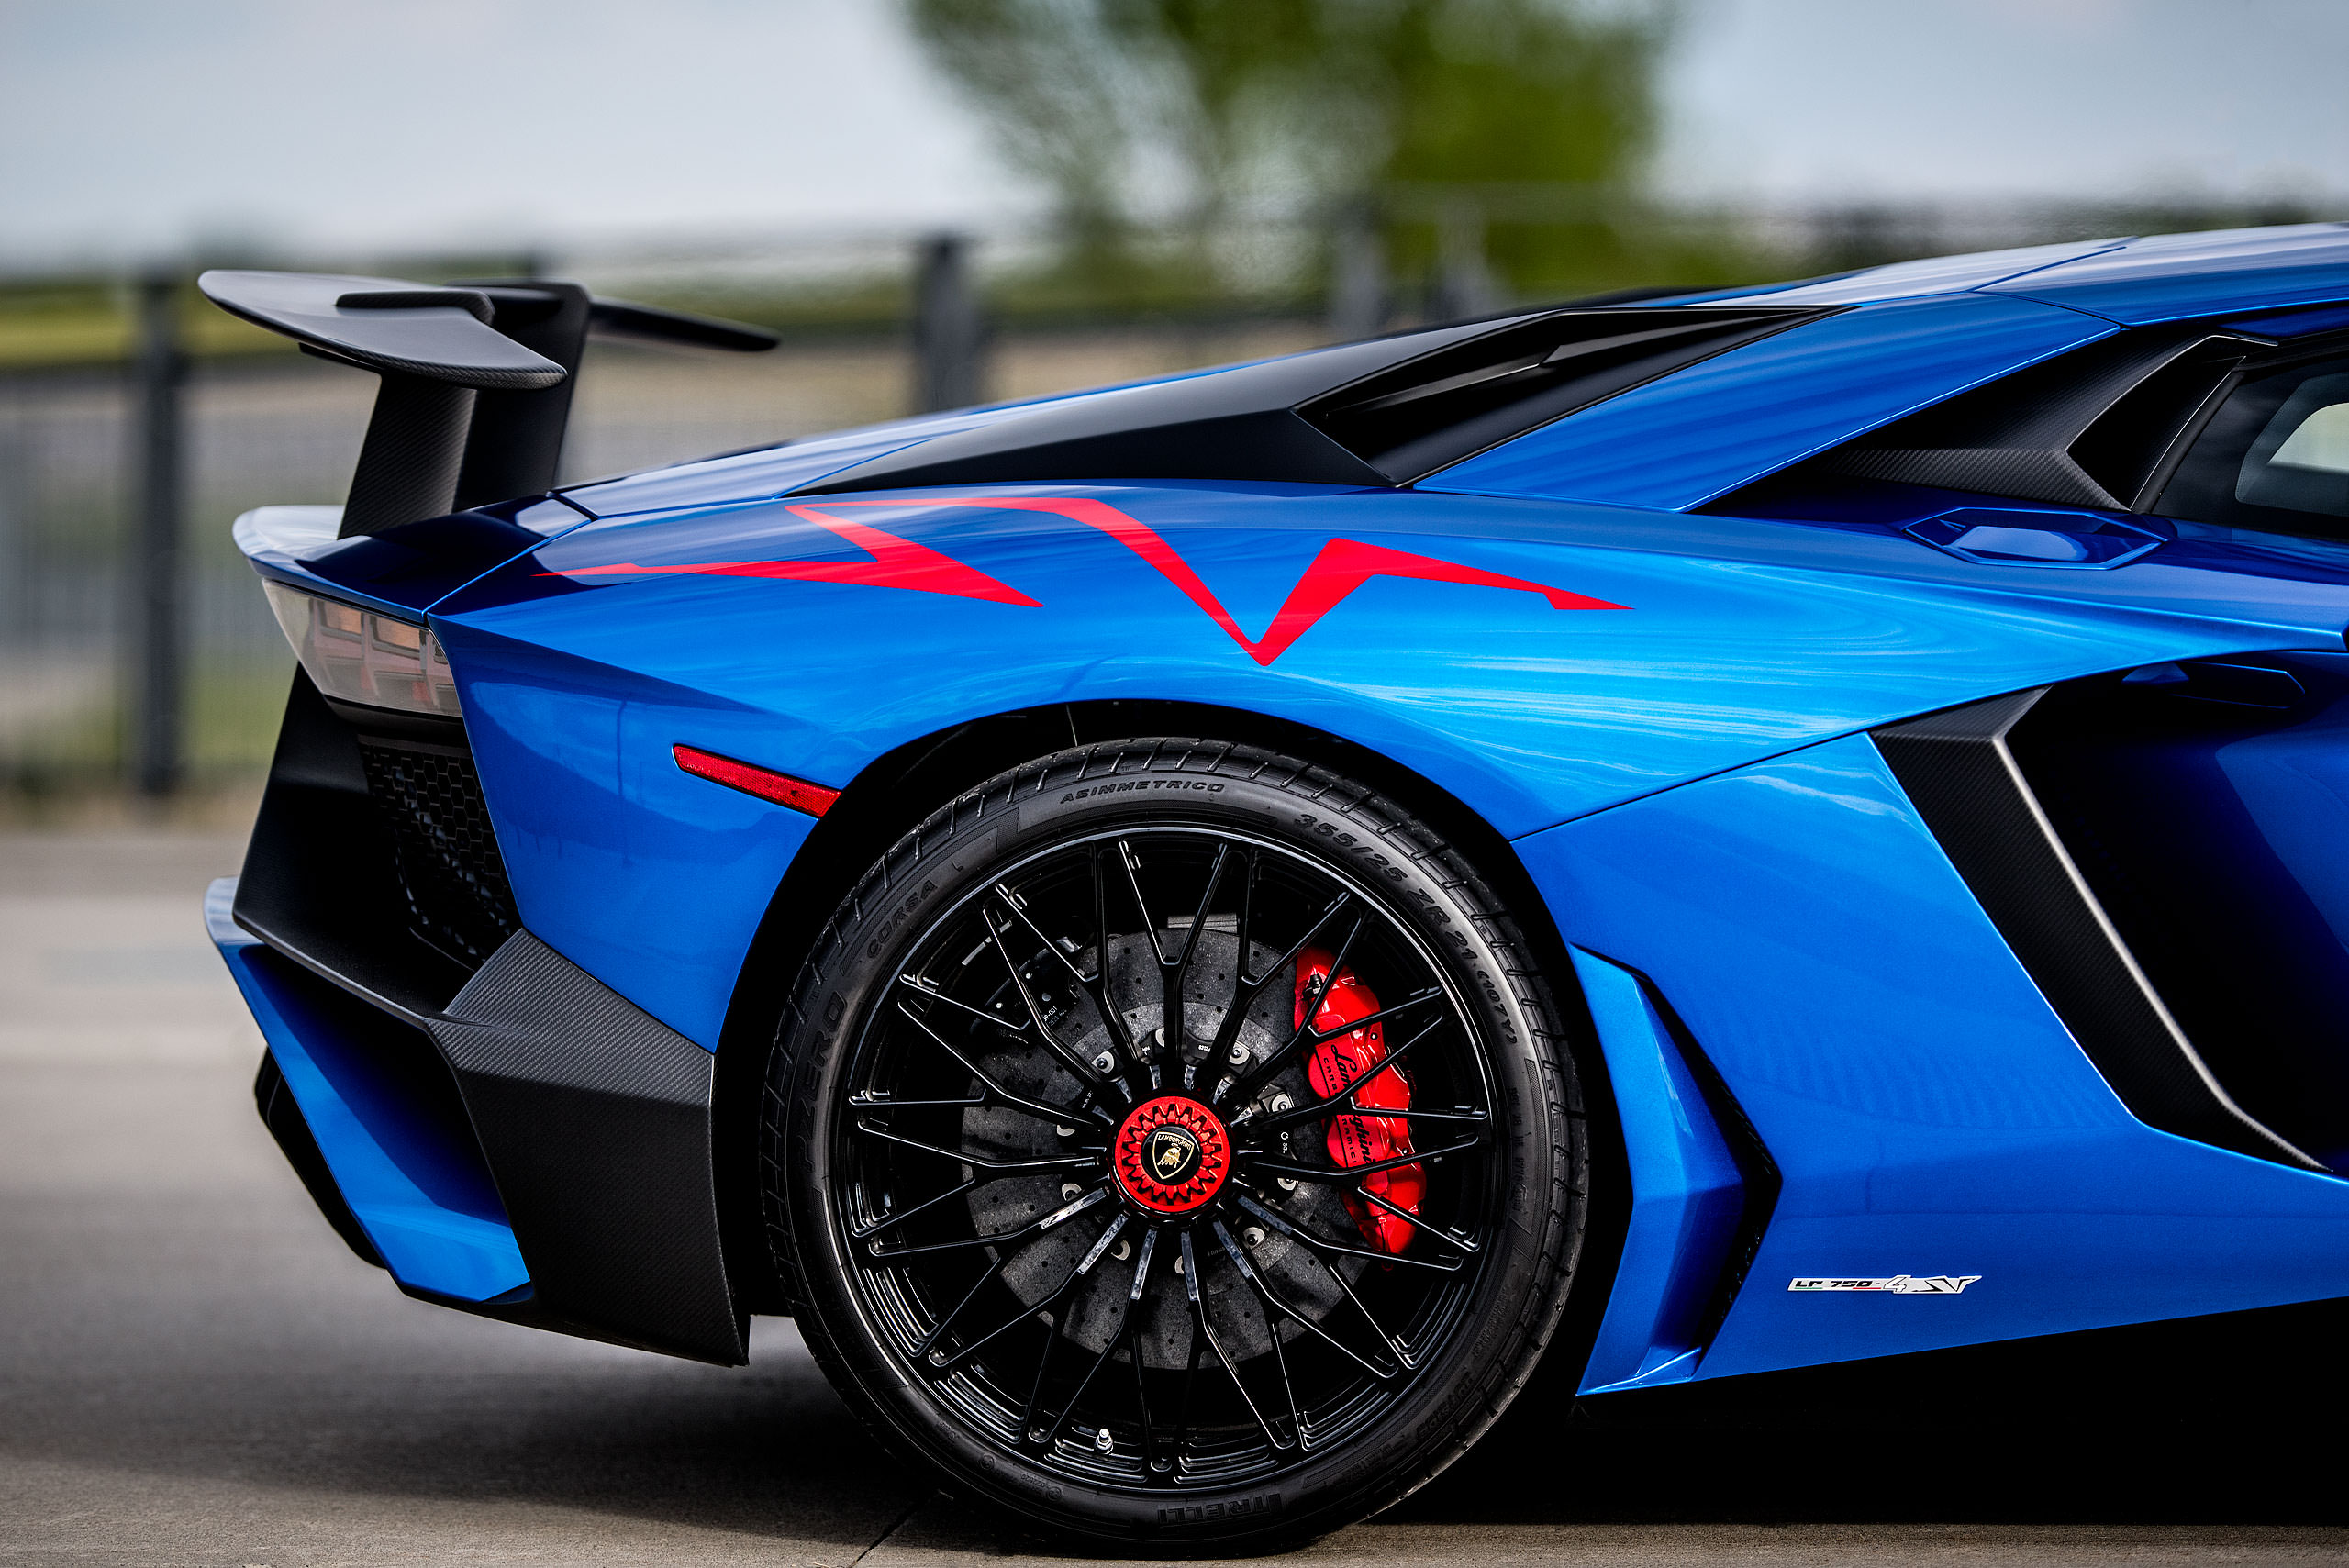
198 270 776 537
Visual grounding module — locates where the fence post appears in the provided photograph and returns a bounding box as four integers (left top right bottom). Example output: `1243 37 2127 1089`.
1329 199 1387 342
1432 196 1501 320
128 269 185 800
910 233 985 414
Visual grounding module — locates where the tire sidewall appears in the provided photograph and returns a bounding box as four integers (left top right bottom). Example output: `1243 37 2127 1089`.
771 744 1580 1550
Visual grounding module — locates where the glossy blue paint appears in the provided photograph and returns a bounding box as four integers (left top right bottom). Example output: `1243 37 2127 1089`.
1423 294 2115 511
425 481 2349 1041
2227 303 2349 340
1659 239 2126 308
1987 223 2349 325
1571 947 1746 1395
428 617 820 1049
1519 736 2349 1377
206 879 529 1301
234 495 590 619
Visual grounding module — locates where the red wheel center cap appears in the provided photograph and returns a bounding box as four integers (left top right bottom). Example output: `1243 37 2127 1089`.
1113 1095 1231 1213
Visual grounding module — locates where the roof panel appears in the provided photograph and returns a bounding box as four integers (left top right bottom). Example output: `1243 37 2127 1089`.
1982 223 2349 324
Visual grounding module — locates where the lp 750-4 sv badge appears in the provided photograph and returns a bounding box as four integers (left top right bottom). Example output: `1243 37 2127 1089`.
1789 1275 1981 1294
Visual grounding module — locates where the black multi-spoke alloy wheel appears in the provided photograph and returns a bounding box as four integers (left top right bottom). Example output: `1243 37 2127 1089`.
763 740 1586 1551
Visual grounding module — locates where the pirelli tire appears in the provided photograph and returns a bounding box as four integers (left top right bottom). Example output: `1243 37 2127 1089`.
761 739 1586 1552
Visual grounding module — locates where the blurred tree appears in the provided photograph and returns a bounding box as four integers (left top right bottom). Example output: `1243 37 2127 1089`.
905 0 1677 306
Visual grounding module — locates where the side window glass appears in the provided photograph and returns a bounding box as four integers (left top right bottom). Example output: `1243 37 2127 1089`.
2238 372 2349 516
2159 353 2349 537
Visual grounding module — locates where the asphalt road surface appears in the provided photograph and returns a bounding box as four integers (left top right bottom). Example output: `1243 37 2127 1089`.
6 830 2348 1567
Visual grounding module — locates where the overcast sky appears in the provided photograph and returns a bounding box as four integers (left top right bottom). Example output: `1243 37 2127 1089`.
3 0 2344 269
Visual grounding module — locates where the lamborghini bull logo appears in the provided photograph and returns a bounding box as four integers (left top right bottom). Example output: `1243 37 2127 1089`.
1148 1125 1202 1185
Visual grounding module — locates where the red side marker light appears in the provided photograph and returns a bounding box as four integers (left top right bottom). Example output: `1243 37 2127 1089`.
674 744 840 817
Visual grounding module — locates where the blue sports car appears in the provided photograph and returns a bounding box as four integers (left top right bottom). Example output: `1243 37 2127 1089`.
203 226 2349 1550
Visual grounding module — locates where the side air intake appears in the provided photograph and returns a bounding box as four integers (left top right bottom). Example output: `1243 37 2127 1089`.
1297 307 1820 482
1874 689 2320 1171
796 304 1829 495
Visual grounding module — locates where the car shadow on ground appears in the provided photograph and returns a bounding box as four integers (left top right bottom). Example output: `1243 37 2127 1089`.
1397 1296 2349 1530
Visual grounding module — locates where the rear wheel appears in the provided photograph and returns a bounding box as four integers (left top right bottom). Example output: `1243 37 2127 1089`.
763 740 1585 1551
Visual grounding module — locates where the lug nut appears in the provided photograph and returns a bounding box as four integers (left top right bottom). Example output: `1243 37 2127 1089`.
1061 1182 1083 1201
1276 1176 1298 1193
1241 1226 1266 1249
1092 1051 1117 1073
1227 1042 1249 1067
1112 1238 1131 1262
1268 1093 1293 1114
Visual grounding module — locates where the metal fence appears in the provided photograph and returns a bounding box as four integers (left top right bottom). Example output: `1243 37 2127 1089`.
0 308 1322 802
4 195 2339 806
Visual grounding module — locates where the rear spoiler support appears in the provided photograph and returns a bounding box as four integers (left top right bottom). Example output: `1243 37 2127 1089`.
198 271 777 538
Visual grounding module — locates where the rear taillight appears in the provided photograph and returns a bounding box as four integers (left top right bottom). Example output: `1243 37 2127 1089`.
262 580 462 717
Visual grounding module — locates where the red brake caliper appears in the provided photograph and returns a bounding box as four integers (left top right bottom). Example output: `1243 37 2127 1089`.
1297 948 1421 1253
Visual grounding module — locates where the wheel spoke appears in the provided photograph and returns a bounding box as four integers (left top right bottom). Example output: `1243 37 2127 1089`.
1205 889 1351 1074
894 1000 1114 1132
1217 913 1366 1109
1245 1135 1482 1186
994 880 1140 1068
1231 1189 1465 1274
1181 1226 1292 1452
1039 1223 1156 1451
1215 1218 1397 1382
852 1118 1098 1175
1355 1183 1481 1255
939 1208 1128 1371
1112 840 1171 1091
870 1184 1108 1262
1304 986 1447 1046
849 1176 979 1241
1232 1221 1304 1448
1165 1294 1202 1479
1161 842 1232 1082
896 973 1030 1038
913 1255 1008 1361
983 911 1132 1108
1127 1228 1163 1473
1233 1014 1448 1133
1281 1216 1422 1372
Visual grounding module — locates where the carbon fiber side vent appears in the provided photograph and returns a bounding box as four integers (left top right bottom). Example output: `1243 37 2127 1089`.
1817 329 2266 511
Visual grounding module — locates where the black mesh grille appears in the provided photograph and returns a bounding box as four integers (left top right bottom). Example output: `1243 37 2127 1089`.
358 739 519 968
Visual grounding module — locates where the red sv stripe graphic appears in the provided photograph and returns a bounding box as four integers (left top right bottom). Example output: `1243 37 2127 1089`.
558 495 1626 666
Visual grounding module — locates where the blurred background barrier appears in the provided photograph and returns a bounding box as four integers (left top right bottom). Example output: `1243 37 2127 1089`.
2 0 2342 822
2 193 2336 820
